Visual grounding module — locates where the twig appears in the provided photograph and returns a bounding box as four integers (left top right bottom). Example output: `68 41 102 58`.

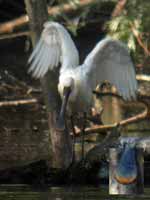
0 99 38 107
0 0 97 35
4 72 31 89
130 22 150 56
0 15 29 34
0 31 30 40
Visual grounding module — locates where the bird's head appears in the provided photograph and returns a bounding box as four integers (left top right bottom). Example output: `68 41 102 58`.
58 77 75 99
57 77 75 129
62 77 74 92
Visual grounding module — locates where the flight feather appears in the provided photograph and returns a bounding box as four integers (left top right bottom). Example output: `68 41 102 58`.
83 37 138 100
28 22 79 78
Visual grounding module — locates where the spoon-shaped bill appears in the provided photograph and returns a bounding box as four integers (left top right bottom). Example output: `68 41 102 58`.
56 87 71 130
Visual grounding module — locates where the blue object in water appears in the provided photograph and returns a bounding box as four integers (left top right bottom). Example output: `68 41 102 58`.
115 146 137 184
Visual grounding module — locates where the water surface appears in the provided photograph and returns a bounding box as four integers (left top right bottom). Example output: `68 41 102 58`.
0 185 150 200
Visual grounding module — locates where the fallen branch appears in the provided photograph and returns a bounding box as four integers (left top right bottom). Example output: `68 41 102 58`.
75 100 149 135
136 74 150 82
0 0 97 35
0 98 38 107
119 102 148 125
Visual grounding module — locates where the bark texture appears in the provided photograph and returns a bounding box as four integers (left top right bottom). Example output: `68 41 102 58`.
25 0 72 169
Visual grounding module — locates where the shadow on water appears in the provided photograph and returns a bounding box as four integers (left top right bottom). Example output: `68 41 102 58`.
0 185 150 200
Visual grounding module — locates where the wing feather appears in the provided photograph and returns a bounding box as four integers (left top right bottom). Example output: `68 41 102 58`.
34 46 49 78
28 38 43 63
28 22 79 78
28 43 45 73
40 47 51 77
83 37 138 100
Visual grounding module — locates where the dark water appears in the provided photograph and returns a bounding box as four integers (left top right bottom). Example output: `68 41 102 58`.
0 185 150 200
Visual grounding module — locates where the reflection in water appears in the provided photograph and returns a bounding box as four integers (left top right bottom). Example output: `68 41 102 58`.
0 185 150 200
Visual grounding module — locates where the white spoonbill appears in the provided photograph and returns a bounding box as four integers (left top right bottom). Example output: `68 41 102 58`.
28 22 138 127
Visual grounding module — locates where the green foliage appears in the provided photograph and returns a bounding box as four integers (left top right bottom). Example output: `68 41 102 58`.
48 0 81 36
107 0 150 65
48 0 115 36
107 15 137 51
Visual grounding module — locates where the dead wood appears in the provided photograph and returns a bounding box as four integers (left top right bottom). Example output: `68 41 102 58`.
130 22 150 56
0 31 30 40
0 98 37 107
75 94 149 136
136 74 150 82
0 0 97 35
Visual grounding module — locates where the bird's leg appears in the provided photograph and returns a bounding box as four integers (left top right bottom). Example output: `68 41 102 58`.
70 115 76 163
81 112 86 164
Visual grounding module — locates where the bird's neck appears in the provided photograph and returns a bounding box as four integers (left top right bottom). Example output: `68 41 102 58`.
60 63 78 74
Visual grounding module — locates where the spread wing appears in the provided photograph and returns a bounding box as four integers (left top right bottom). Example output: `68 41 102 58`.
28 22 79 78
83 37 138 100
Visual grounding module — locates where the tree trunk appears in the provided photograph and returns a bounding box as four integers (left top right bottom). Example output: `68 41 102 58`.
25 0 72 169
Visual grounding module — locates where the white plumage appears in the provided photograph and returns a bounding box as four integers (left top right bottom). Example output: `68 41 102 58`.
28 21 138 114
